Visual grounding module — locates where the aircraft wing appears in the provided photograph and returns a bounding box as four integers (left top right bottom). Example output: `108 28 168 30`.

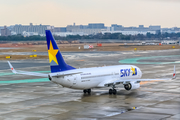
98 65 176 87
8 61 48 77
97 78 170 87
101 78 171 87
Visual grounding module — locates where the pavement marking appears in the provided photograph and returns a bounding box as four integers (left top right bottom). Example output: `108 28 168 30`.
0 73 14 76
119 55 180 64
0 78 49 84
0 101 60 115
0 71 50 84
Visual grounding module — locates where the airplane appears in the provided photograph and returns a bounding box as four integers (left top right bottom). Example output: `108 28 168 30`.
7 30 176 95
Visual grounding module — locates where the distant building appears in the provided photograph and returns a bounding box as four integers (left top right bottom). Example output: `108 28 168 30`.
66 23 105 35
22 31 38 37
53 27 67 32
161 28 174 34
102 30 156 35
1 26 11 36
88 23 105 29
139 25 144 28
149 25 161 30
11 31 17 35
173 27 180 31
103 25 160 35
161 27 180 34
52 32 87 37
11 23 52 35
3 23 179 37
66 24 81 32
108 25 159 33
71 29 104 35
111 24 123 31
8 25 15 31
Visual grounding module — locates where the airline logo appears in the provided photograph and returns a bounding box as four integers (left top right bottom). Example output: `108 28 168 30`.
48 41 59 66
120 67 137 77
173 73 176 77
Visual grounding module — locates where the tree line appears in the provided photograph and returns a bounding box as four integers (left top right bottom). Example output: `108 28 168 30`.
0 32 180 41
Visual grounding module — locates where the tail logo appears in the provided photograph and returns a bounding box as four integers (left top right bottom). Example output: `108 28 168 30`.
48 41 59 66
173 73 175 77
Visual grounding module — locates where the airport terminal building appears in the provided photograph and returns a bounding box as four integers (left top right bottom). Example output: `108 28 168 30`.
1 23 180 37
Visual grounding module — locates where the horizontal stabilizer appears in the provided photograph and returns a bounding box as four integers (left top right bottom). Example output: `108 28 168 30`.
173 65 176 79
7 61 48 77
8 61 17 74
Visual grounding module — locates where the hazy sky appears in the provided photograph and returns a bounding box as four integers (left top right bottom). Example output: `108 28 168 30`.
0 0 180 27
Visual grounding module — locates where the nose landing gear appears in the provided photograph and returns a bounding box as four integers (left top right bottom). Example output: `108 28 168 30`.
109 85 117 95
109 89 117 95
83 89 91 94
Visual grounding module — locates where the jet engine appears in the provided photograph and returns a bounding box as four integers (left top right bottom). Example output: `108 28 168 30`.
124 82 140 91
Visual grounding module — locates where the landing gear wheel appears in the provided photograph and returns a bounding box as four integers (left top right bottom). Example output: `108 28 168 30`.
87 89 91 94
83 89 87 94
83 89 91 94
109 89 113 94
112 89 117 95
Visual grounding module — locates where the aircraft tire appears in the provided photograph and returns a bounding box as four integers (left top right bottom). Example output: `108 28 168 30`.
109 89 113 94
87 89 91 94
113 89 117 95
83 89 87 94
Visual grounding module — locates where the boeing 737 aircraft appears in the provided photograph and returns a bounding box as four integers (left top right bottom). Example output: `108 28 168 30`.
8 30 176 95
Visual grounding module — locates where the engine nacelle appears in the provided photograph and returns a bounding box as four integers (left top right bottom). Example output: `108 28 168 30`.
124 82 140 91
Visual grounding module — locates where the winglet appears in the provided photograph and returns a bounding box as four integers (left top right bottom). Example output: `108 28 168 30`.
7 61 17 74
172 65 176 79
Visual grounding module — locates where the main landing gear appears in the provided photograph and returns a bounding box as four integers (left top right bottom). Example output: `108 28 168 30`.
83 89 91 94
109 85 117 95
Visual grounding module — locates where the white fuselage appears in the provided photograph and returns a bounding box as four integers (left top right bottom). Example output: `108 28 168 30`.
50 65 142 90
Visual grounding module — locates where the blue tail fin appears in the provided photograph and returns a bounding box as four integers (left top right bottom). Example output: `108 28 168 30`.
45 30 75 73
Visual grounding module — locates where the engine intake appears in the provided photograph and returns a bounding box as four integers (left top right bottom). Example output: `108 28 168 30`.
124 82 140 91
